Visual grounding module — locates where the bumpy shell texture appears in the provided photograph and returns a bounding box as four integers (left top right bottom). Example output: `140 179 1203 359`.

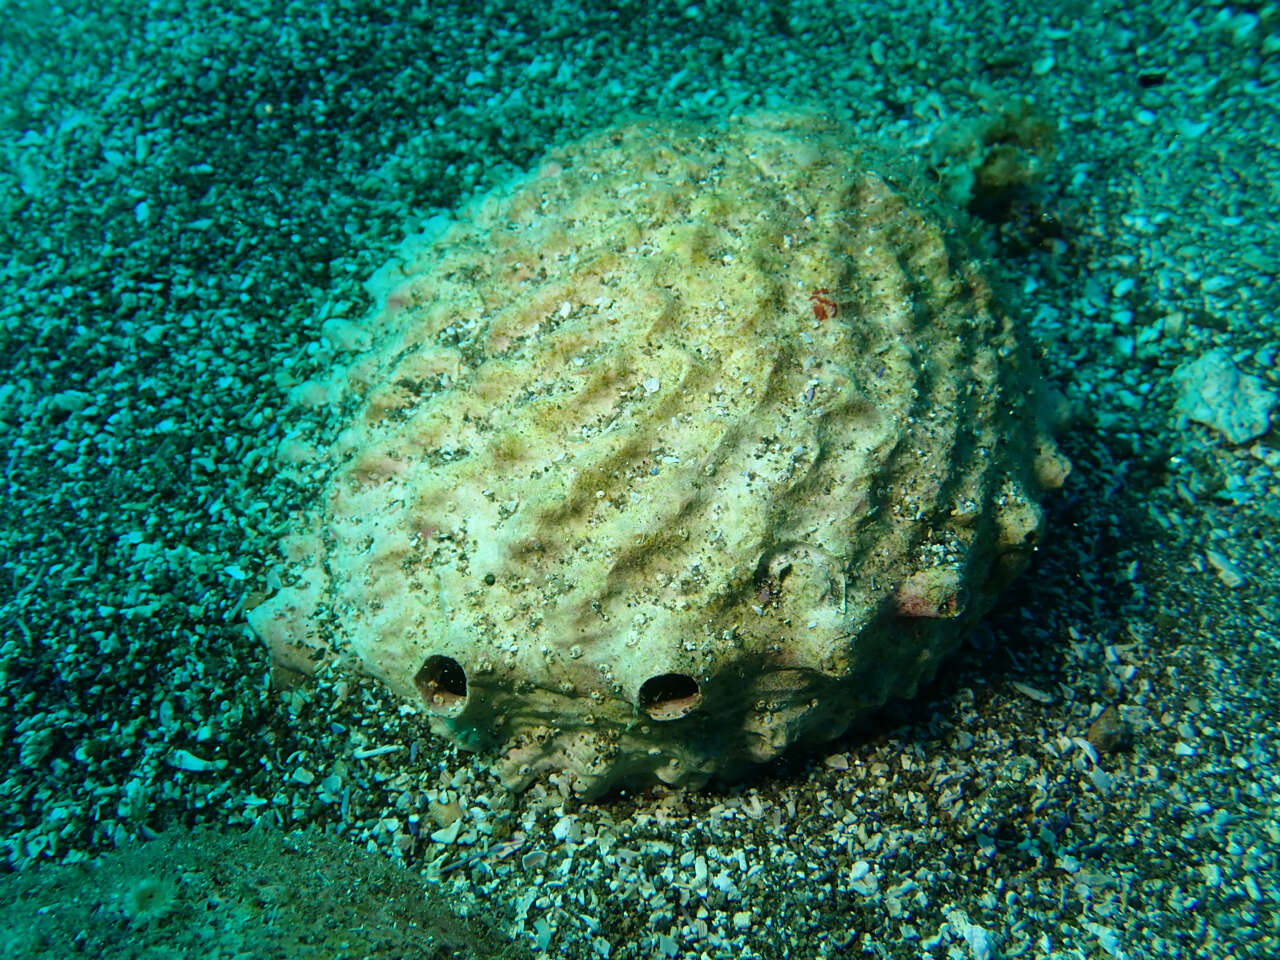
250 112 1069 798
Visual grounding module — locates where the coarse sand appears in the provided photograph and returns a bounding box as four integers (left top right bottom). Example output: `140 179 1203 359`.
0 2 1277 958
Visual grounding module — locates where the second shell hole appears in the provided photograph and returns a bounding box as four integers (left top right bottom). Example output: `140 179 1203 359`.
638 673 702 721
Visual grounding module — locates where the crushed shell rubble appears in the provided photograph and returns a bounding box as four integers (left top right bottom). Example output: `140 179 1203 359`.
3 2 1278 958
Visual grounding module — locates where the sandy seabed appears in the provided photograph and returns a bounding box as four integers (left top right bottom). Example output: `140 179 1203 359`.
0 2 1277 958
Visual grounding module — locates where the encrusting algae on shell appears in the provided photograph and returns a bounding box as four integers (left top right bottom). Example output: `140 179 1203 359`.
248 111 1069 798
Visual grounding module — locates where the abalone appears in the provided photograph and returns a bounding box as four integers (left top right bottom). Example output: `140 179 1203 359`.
249 112 1068 797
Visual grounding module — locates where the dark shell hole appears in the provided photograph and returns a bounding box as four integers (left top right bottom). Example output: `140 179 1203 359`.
415 655 468 716
638 673 702 721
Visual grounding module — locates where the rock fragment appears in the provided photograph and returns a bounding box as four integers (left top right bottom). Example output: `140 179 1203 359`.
1173 347 1277 444
1086 705 1134 754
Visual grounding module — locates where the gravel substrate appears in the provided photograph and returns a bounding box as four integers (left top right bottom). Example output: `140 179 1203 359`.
1 2 1277 958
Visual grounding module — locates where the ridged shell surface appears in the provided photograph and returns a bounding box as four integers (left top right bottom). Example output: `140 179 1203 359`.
250 112 1068 797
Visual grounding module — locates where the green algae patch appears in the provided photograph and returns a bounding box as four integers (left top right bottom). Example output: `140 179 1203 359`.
0 826 517 959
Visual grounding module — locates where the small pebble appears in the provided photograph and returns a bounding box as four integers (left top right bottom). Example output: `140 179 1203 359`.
1087 706 1134 754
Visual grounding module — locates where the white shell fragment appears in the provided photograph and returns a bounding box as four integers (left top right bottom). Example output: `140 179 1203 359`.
166 749 226 773
249 112 1068 798
1173 347 1277 444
